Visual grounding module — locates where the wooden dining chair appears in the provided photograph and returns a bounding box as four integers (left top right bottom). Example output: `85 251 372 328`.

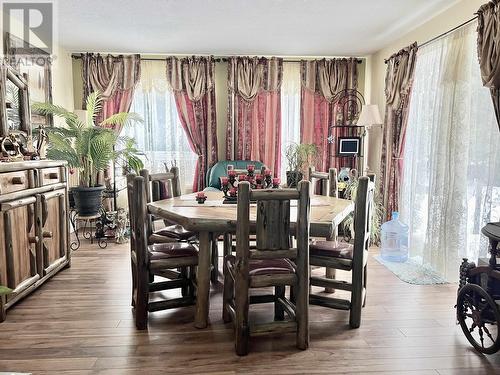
139 168 196 244
308 167 338 198
223 181 310 356
127 174 198 330
308 167 339 292
309 176 373 328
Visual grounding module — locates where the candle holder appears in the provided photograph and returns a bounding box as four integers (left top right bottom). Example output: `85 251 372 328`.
221 168 279 203
195 192 207 204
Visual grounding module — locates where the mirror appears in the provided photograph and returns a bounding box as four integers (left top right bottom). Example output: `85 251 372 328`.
0 63 32 155
5 77 22 131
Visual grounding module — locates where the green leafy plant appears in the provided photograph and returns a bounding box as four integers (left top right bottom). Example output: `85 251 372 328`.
0 285 12 296
342 177 385 245
32 92 144 187
284 143 318 173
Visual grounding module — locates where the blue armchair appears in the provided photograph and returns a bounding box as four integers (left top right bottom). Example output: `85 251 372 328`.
204 160 266 192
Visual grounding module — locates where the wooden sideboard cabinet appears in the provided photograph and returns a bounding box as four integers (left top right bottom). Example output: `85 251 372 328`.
0 160 70 321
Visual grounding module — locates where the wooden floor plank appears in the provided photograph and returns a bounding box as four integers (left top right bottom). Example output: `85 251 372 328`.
0 240 499 374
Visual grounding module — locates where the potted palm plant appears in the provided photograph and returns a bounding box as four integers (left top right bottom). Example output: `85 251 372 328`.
32 92 144 216
284 143 318 187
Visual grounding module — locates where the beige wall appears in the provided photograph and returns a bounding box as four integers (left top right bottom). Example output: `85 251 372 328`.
52 45 75 123
367 0 484 180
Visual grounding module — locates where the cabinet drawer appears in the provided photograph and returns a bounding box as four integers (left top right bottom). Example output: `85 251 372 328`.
40 167 61 186
0 171 29 194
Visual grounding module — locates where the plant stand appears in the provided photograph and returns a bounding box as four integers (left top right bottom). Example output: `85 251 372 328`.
69 210 107 250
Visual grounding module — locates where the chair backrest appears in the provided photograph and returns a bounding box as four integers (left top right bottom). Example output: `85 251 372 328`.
126 174 148 266
140 166 181 203
353 177 374 260
236 180 310 271
139 167 181 236
308 167 338 198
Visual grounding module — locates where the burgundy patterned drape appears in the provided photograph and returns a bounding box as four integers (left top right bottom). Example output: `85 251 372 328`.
166 56 218 192
81 53 141 133
226 57 283 177
380 43 418 218
477 0 500 132
300 58 358 172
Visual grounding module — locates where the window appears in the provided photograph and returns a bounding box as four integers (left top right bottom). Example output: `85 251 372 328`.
400 22 500 281
280 62 301 182
122 61 197 191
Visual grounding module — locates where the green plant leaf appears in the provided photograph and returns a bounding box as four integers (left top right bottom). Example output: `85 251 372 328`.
85 91 103 125
101 112 143 129
0 285 12 295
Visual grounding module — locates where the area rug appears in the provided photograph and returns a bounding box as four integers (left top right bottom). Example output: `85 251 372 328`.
374 255 448 285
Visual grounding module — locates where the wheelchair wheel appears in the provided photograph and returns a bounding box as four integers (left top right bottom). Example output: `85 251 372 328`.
457 283 500 354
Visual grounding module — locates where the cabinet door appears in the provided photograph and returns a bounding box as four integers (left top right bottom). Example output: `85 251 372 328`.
40 189 68 274
0 196 39 301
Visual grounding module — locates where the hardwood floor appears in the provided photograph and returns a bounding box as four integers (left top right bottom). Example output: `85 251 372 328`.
1 240 499 374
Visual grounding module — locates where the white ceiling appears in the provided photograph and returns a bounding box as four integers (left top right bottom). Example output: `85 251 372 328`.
56 0 458 56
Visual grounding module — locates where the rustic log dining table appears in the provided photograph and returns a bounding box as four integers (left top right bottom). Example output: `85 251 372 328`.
148 191 354 329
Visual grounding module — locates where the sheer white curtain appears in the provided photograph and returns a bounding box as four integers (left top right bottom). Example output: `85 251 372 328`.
123 60 198 191
401 22 500 282
280 62 301 182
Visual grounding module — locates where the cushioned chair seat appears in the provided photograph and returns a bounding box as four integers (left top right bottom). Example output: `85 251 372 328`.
226 255 295 276
153 224 195 241
148 242 198 260
309 241 353 259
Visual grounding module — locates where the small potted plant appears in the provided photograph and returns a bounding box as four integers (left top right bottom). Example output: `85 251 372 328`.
32 92 144 216
342 177 385 244
284 143 318 187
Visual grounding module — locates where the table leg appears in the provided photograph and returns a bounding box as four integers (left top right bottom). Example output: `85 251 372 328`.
325 225 338 293
195 231 211 329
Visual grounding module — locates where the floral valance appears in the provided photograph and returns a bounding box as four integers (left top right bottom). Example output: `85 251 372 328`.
82 53 141 100
301 58 358 102
165 56 215 102
228 57 283 102
384 43 418 112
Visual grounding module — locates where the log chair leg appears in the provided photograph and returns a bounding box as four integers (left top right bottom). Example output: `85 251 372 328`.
210 233 219 284
180 267 189 297
274 286 285 321
290 285 296 304
349 263 363 329
222 257 234 323
131 258 137 307
223 232 232 257
324 268 336 293
194 231 211 329
362 265 367 307
235 278 250 356
187 265 196 298
325 226 338 293
135 262 149 330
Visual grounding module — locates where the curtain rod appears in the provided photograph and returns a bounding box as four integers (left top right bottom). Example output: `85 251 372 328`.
71 53 363 64
385 15 478 63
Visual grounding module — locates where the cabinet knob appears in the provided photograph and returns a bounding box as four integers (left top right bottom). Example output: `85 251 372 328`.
11 176 25 185
42 231 53 238
28 235 39 243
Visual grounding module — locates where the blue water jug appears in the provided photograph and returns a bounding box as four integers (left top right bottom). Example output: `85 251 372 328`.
380 212 409 262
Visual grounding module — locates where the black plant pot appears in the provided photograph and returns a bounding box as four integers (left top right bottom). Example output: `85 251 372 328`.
286 171 303 188
71 185 105 216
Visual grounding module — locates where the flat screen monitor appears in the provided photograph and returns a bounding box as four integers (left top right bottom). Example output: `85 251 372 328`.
338 137 361 156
